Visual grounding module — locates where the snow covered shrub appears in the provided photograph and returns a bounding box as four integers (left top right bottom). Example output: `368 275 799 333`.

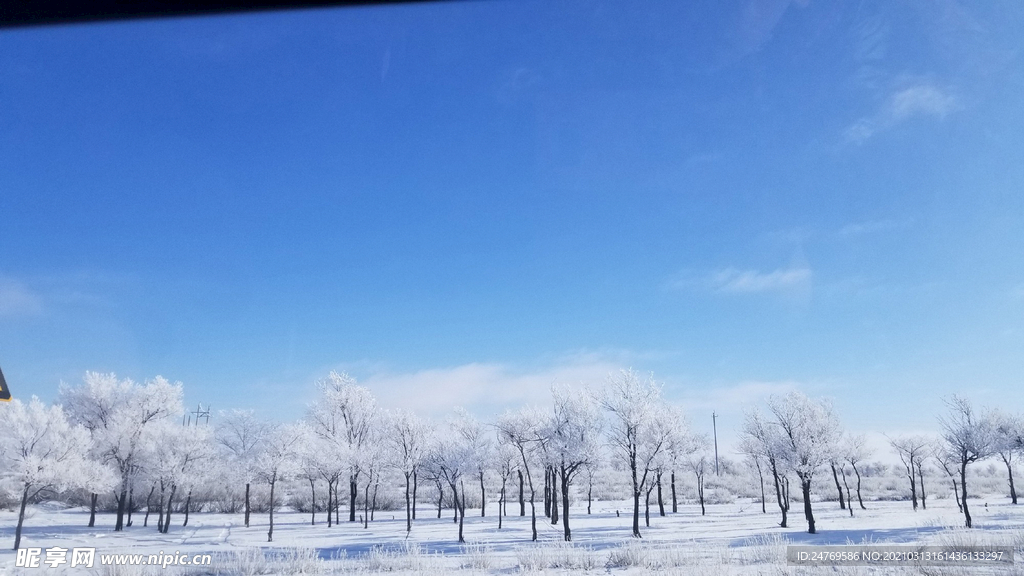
363 541 443 572
513 542 598 572
460 542 493 570
704 487 736 505
220 547 270 576
740 532 789 565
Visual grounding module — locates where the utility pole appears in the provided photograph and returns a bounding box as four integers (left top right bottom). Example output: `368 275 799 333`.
712 412 719 476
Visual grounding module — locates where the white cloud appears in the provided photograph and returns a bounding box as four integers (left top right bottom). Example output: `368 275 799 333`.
0 280 43 316
673 379 801 412
845 84 959 144
358 356 624 418
710 267 812 294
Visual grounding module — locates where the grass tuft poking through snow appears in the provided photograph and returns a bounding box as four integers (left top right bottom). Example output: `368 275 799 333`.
513 541 598 572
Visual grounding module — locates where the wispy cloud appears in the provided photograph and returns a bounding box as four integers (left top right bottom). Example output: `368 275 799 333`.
0 280 44 317
709 267 812 294
837 218 913 237
845 83 959 143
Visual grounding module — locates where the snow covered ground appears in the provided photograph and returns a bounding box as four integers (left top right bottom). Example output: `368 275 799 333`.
2 496 1022 575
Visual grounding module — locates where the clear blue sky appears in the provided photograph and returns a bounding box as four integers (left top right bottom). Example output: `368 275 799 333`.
2 1 1022 439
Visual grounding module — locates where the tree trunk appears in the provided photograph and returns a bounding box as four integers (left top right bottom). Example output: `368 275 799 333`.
163 484 177 534
587 477 593 515
371 479 379 522
498 482 505 530
917 462 926 510
157 483 165 533
800 477 815 534
519 470 525 516
830 464 846 510
479 470 486 517
551 470 559 525
405 471 412 534
905 464 918 511
631 459 642 538
951 477 962 512
840 467 853 517
561 465 572 541
412 468 418 520
698 474 705 516
436 481 443 518
645 484 652 526
364 480 371 529
544 468 551 517
310 478 317 525
127 486 134 527
1003 455 1018 504
771 464 787 527
457 481 466 543
143 486 155 527
267 477 276 542
852 463 866 509
244 483 251 528
114 480 128 531
183 489 192 527
757 462 766 513
671 470 677 513
960 461 972 528
326 479 333 527
657 471 665 516
88 493 98 528
349 476 358 522
14 484 30 550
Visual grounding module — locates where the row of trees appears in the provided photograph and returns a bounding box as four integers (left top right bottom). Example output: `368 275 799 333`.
740 394 1023 534
1 369 1021 550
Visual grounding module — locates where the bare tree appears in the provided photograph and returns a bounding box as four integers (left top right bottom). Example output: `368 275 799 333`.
741 408 791 528
387 409 431 534
843 434 871 510
888 435 930 510
991 411 1022 504
496 407 545 541
939 395 995 528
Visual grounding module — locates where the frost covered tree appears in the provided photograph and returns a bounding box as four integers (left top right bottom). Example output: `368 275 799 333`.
215 409 270 528
259 422 303 542
59 372 183 531
496 406 546 541
686 445 711 516
149 422 215 533
767 391 841 534
307 371 377 523
423 410 478 543
991 411 1022 505
740 408 791 527
546 384 602 541
602 369 673 538
843 434 871 510
940 395 995 528
493 442 520 528
0 397 114 550
386 409 431 533
932 442 964 513
888 435 930 511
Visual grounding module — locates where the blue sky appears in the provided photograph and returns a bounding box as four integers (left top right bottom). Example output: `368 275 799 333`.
1 1 1022 445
